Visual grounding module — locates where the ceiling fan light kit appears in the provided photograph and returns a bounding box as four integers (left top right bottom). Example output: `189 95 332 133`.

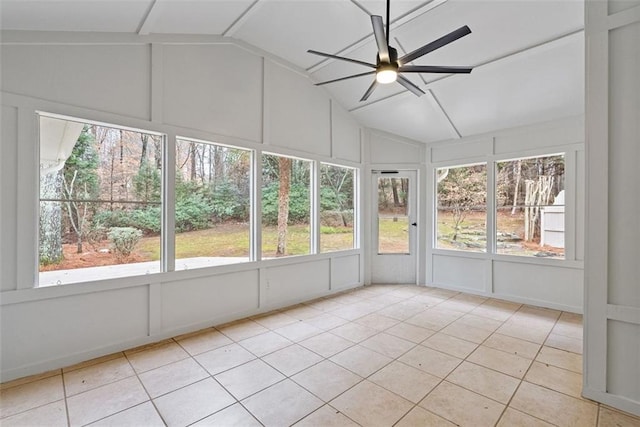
308 0 474 102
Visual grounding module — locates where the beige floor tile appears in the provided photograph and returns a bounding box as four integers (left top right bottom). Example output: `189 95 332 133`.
524 361 582 398
282 304 324 320
355 313 400 331
377 301 427 320
88 401 165 426
510 381 597 427
218 319 269 341
440 321 493 344
192 403 261 426
366 293 406 306
330 303 376 321
214 359 284 400
0 375 64 419
303 313 349 331
292 360 362 401
64 356 134 396
385 322 435 343
153 378 235 427
305 298 346 312
467 345 532 378
396 406 457 426
330 345 392 377
422 332 478 359
175 328 232 356
405 308 463 331
237 331 293 357
517 306 561 322
419 381 505 427
274 321 322 342
598 405 640 427
437 299 480 314
138 357 209 398
251 312 298 330
369 360 440 403
359 332 415 358
471 300 521 322
63 353 123 374
330 322 379 343
66 376 148 426
294 404 360 426
0 369 61 391
483 333 541 359
535 346 581 374
456 313 504 332
496 322 552 344
446 361 520 404
497 407 554 427
330 380 413 427
552 321 583 340
125 341 189 373
545 332 583 354
242 379 323 427
194 343 255 375
262 344 323 376
398 345 462 378
299 332 354 358
0 399 67 427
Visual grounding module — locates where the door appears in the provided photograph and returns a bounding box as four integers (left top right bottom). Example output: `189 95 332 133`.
371 170 417 284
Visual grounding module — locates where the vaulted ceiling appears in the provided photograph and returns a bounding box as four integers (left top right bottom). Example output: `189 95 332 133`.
0 0 585 143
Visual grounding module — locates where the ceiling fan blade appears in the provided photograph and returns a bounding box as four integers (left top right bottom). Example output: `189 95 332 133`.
397 75 425 97
307 50 376 68
360 79 378 102
399 25 472 65
399 65 473 74
371 15 390 62
314 71 376 86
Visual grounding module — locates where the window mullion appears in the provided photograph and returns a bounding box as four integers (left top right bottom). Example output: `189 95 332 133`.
487 160 497 255
163 132 176 272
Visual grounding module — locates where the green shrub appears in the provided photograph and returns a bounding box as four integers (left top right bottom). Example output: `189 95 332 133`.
262 182 310 225
108 227 142 261
176 193 213 232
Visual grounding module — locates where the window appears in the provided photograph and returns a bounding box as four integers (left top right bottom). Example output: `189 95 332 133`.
436 164 487 252
496 154 565 258
320 163 355 252
261 153 311 258
38 114 163 286
377 175 410 253
175 139 251 270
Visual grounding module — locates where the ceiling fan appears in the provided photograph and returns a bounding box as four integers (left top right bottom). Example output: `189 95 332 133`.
308 0 473 102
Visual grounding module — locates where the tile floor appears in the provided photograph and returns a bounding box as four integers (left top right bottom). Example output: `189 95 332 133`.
1 285 639 427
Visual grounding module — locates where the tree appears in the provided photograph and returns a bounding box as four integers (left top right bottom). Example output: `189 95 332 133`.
62 127 99 253
438 166 486 241
134 160 161 203
276 157 291 256
39 168 64 264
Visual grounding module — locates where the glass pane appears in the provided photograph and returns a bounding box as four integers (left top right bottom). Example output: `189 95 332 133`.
175 139 251 270
261 154 311 258
377 176 409 254
436 164 487 252
39 116 162 286
320 164 355 252
496 155 565 258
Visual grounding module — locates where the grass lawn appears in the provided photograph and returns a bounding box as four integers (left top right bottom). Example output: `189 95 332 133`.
137 222 355 260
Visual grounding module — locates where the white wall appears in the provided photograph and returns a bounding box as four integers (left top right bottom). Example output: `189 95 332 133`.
426 116 585 313
584 2 640 417
0 33 363 382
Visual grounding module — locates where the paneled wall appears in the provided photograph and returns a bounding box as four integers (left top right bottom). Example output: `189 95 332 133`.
426 116 585 312
584 1 640 416
0 33 363 381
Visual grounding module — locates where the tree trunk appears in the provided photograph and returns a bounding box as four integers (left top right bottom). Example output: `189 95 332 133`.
39 169 64 265
190 142 197 181
391 178 400 207
276 157 292 256
511 159 522 215
140 134 148 168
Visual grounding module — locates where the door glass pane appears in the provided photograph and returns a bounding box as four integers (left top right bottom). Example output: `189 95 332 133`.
377 176 409 254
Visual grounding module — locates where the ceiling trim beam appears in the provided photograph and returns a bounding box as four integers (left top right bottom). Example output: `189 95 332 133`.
223 0 261 37
348 27 584 113
307 0 448 74
138 0 162 36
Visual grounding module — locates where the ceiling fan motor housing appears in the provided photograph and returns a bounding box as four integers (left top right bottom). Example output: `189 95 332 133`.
377 46 399 68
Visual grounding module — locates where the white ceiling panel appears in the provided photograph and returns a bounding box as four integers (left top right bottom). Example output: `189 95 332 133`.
354 0 432 21
352 90 457 142
392 1 583 75
232 0 371 69
431 33 584 138
147 0 254 35
0 0 153 32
